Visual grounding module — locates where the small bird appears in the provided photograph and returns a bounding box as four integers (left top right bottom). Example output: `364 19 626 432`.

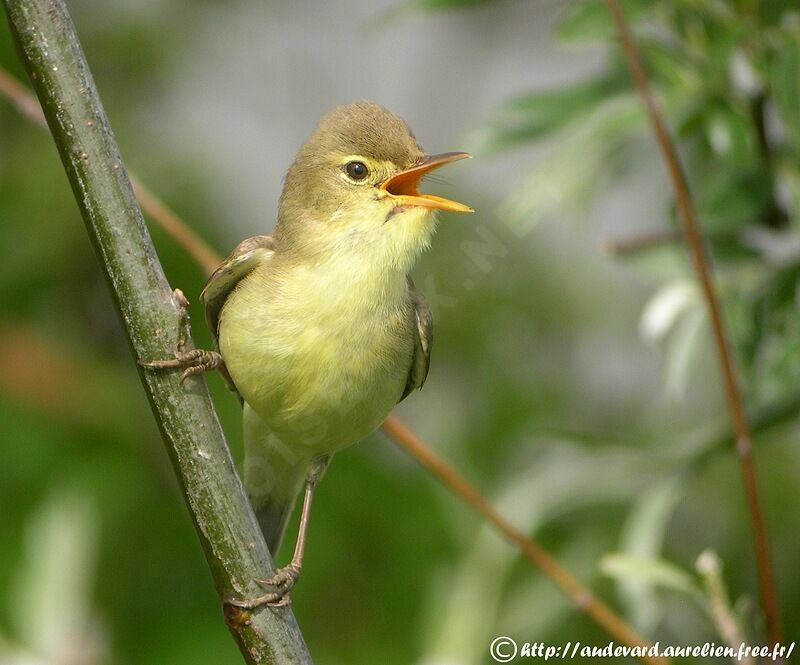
145 101 472 606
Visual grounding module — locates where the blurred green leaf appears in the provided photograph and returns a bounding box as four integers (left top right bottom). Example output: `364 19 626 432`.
468 75 628 153
7 487 107 664
601 553 701 598
556 0 652 44
615 478 687 633
664 305 707 400
640 279 700 342
638 38 701 91
770 31 800 150
498 93 644 230
696 168 773 232
778 162 800 229
704 107 757 165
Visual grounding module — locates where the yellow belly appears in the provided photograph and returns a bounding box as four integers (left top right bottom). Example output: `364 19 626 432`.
218 262 414 454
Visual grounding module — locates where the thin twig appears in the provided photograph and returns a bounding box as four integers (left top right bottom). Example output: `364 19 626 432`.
0 64 45 124
2 3 311 663
130 177 221 275
0 65 220 276
604 0 782 646
0 65 665 663
382 416 667 665
599 229 681 256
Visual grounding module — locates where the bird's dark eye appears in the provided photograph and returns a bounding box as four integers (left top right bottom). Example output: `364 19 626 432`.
345 161 369 181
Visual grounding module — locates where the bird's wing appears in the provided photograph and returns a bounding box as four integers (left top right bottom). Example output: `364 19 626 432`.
399 276 433 402
200 235 275 394
201 235 275 344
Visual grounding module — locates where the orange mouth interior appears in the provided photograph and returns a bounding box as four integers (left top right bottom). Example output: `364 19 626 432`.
379 152 473 213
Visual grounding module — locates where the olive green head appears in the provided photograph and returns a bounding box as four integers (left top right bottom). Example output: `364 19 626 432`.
275 101 472 267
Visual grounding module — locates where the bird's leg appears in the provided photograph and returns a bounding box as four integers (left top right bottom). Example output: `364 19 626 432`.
139 288 224 384
230 455 330 609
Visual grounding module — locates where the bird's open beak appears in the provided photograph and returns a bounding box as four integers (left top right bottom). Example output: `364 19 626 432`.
379 152 474 213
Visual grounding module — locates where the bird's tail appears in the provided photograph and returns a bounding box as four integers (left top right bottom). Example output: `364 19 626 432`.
242 404 310 554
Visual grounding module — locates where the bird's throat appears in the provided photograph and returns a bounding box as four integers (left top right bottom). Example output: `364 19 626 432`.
279 204 436 276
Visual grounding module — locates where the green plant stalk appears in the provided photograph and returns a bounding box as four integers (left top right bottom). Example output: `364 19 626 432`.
2 1 311 663
696 551 754 665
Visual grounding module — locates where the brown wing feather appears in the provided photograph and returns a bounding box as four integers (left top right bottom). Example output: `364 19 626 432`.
399 276 433 402
200 235 275 396
201 235 275 345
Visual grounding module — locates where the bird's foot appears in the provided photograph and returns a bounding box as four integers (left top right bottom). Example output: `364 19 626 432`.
255 563 302 607
227 564 301 609
140 288 222 383
140 348 223 384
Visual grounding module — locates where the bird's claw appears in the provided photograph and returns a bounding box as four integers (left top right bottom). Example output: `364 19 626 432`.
139 287 222 383
140 348 223 384
257 563 301 591
226 564 301 610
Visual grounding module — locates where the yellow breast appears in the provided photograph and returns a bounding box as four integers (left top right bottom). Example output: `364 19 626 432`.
218 254 414 453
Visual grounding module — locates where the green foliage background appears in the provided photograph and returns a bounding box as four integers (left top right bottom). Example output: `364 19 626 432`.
1 1 799 663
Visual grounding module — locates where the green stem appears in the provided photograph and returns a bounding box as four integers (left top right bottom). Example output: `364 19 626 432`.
2 1 311 662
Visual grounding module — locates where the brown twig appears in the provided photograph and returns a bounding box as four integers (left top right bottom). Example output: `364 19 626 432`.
0 66 219 276
599 229 681 256
382 415 667 664
130 177 221 276
0 65 45 125
604 0 782 646
0 64 665 662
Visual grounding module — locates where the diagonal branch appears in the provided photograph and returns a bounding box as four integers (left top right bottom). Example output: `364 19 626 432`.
0 62 667 665
604 0 782 646
0 64 220 276
382 416 667 664
1 2 310 663
130 177 221 276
